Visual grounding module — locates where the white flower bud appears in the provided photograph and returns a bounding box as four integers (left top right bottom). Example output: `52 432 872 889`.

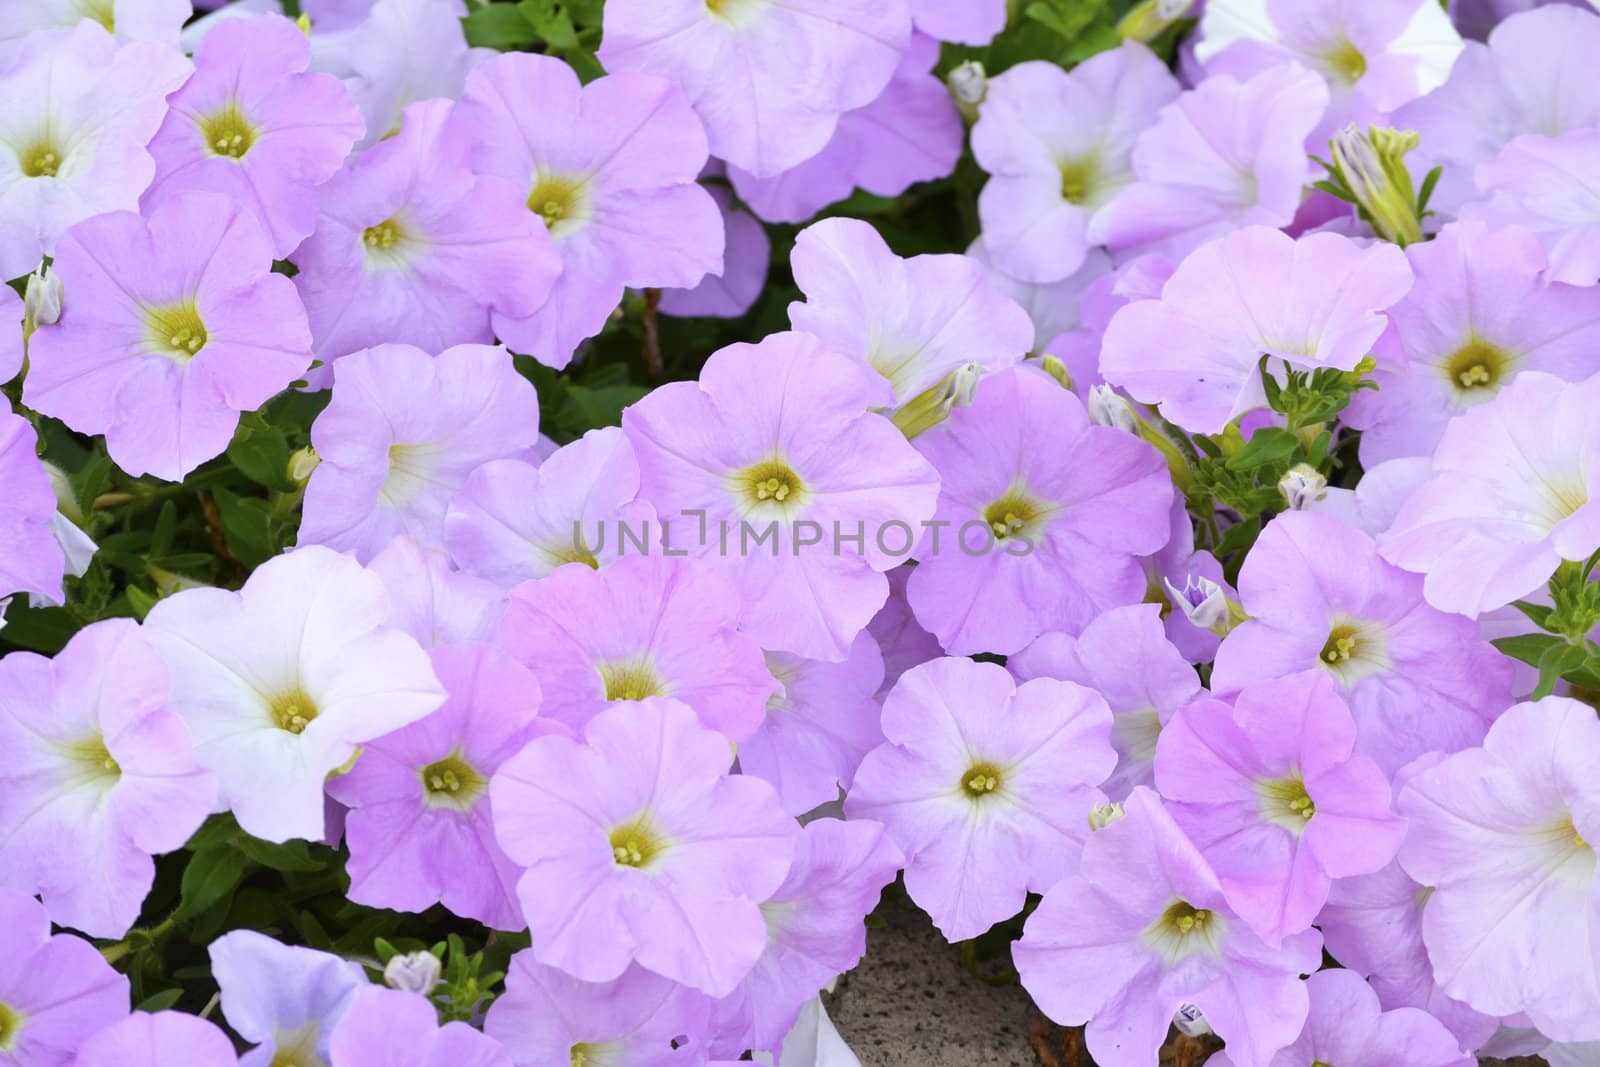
384 951 442 996
947 61 987 111
1087 803 1126 831
1088 384 1137 433
1164 574 1229 633
289 446 321 485
25 263 62 330
1172 1003 1212 1037
1278 463 1328 510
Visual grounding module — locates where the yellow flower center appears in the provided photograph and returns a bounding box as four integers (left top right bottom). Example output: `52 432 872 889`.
68 734 120 784
1162 900 1214 935
20 137 64 178
0 1000 23 1054
982 489 1048 542
83 0 116 30
609 815 667 868
419 752 487 811
363 219 401 250
1059 156 1099 205
1320 623 1360 665
144 301 209 362
597 658 667 702
570 1045 593 1067
960 760 1003 799
198 104 259 160
1443 338 1513 394
1324 37 1368 84
526 175 587 233
733 458 807 511
270 690 319 735
1258 774 1317 832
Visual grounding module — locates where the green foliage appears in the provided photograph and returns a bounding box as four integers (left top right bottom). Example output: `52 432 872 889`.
1496 556 1600 699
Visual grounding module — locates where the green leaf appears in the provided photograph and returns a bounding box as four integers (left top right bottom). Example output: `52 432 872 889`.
517 0 578 48
235 835 326 873
1492 632 1564 668
137 989 184 1012
460 4 538 49
1534 640 1589 700
185 813 241 851
0 603 79 654
227 426 293 491
1224 428 1300 471
174 846 248 921
1508 599 1555 631
558 384 650 433
211 487 276 568
126 585 159 623
149 500 179 557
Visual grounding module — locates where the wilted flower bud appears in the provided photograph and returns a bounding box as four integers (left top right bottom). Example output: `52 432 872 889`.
1329 125 1424 247
24 263 62 334
1172 1003 1212 1037
384 950 442 995
1088 384 1137 433
1087 803 1126 831
1039 355 1073 392
1118 0 1195 42
947 60 987 119
1278 463 1328 510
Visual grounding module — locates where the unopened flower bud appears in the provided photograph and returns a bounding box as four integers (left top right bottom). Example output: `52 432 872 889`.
947 61 987 119
296 12 312 35
24 263 62 335
289 446 320 485
1163 574 1244 636
384 951 442 995
1172 1003 1211 1037
1088 384 1137 433
41 461 83 526
1278 463 1328 510
1118 0 1194 42
1329 125 1424 247
1087 803 1126 831
892 362 981 440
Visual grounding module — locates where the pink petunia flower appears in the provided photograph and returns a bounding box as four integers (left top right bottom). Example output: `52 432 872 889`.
658 183 771 319
211 930 367 1067
0 0 188 63
366 535 506 650
846 657 1115 940
75 1012 240 1067
0 397 66 604
1014 787 1323 1067
23 194 313 481
1462 129 1600 287
0 890 129 1067
329 987 512 1067
490 697 796 996
910 0 1006 44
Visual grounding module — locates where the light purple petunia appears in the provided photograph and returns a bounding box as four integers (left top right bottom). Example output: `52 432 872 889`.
0 22 190 279
0 890 128 1067
366 535 506 650
1208 968 1474 1067
1014 788 1323 1067
0 0 189 63
1195 0 1462 138
1154 671 1406 945
907 367 1173 656
454 52 721 368
740 631 885 817
1395 5 1600 216
1090 63 1330 262
0 285 20 382
299 343 540 562
910 0 1006 44
143 13 363 259
658 183 771 319
1463 129 1600 287
1011 603 1201 801
335 0 488 151
971 43 1179 284
1100 226 1413 434
1380 369 1600 616
75 1011 241 1067
623 331 941 661
846 657 1115 940
866 564 943 701
144 545 445 843
329 987 512 1067
292 98 557 366
0 620 214 939
1213 511 1512 775
498 554 775 741
1345 220 1600 463
0 397 66 604
485 955 712 1067
1398 696 1600 1042
490 697 796 996
969 238 1117 369
211 930 367 1067
728 34 963 225
1140 495 1231 664
598 0 909 179
444 427 657 588
787 217 1033 407
710 818 903 1057
23 193 313 482
328 643 549 930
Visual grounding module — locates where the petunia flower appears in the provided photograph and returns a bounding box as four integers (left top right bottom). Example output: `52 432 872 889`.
727 34 963 225
1380 369 1600 616
1154 671 1406 945
846 657 1114 940
0 619 214 939
0 890 128 1067
454 53 721 368
739 631 885 817
1090 64 1330 262
23 194 313 482
1396 5 1600 216
1194 0 1462 138
444 427 657 589
658 184 771 319
0 397 66 604
329 987 512 1067
211 930 367 1067
491 697 796 996
0 0 188 64
484 955 712 1067
1011 603 1201 800
622 331 940 661
0 22 189 278
1214 511 1512 774
1462 129 1600 286
709 818 903 1056
299 343 541 562
366 535 506 650
968 238 1117 372
75 1011 241 1067
910 0 1006 44
328 643 549 930
336 0 489 150
597 0 909 179
1398 696 1600 1042
292 98 557 366
1207 968 1474 1067
907 367 1173 656
1139 495 1231 664
142 13 363 259
498 554 775 742
1013 788 1324 1067
865 564 944 701
970 43 1179 284
1100 226 1412 434
1345 220 1600 463
786 217 1033 408
144 545 446 842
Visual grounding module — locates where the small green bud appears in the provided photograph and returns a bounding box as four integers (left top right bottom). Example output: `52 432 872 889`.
1117 0 1194 43
1329 125 1425 246
891 362 981 440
